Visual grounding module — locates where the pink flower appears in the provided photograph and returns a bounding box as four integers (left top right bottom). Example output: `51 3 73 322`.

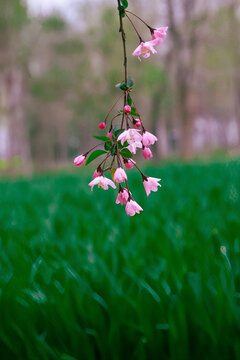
142 147 153 160
125 199 143 216
116 188 129 205
127 142 142 154
118 129 142 146
124 159 135 169
142 131 158 147
143 177 161 196
99 122 106 129
124 105 131 113
152 27 168 45
74 154 85 167
134 118 141 128
114 167 127 183
107 132 113 140
88 176 116 191
132 41 157 61
93 169 101 179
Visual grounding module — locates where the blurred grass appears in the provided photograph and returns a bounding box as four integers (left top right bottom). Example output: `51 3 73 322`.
0 160 240 359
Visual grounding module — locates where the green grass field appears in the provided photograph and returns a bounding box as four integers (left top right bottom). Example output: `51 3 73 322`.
0 160 240 360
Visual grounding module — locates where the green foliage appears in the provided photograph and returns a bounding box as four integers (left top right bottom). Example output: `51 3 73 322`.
0 0 28 33
127 94 132 106
31 66 69 102
43 16 66 32
54 40 84 55
128 76 134 87
85 150 107 165
120 148 133 158
93 136 111 142
0 161 240 359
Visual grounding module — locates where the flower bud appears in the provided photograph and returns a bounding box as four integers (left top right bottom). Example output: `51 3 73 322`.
107 131 113 140
74 154 85 167
124 105 131 114
99 122 106 129
134 118 141 128
142 147 153 160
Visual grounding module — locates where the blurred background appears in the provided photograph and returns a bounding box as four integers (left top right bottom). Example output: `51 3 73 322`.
0 0 240 175
1 2 240 359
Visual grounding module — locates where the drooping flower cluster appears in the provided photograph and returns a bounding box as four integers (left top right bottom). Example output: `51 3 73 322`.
74 1 167 216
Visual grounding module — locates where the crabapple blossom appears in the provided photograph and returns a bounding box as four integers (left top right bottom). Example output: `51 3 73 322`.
99 122 106 129
125 199 143 216
132 41 157 61
88 176 116 191
118 129 142 145
74 4 167 216
124 105 131 113
124 159 135 169
114 167 127 183
74 154 85 167
127 142 142 154
142 131 158 147
152 27 168 45
142 147 153 160
143 177 161 196
116 188 129 205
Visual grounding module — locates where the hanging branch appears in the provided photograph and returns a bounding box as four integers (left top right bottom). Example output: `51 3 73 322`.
73 0 168 216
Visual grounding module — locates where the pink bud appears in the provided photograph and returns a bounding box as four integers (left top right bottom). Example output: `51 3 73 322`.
124 105 131 114
107 132 113 140
99 122 106 129
124 159 135 169
135 118 141 128
142 147 153 160
74 154 85 167
93 170 101 179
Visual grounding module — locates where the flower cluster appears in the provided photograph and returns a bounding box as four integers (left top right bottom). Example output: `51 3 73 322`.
74 2 167 216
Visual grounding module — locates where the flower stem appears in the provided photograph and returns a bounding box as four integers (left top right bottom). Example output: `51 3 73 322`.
125 13 143 43
85 142 104 155
125 10 154 32
105 93 123 122
117 0 128 85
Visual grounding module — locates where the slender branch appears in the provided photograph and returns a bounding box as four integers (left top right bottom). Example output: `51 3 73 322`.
117 0 128 85
85 142 105 155
104 93 124 122
125 13 143 42
125 10 153 31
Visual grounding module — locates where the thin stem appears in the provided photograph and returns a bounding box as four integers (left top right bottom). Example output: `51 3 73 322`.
85 142 104 155
130 159 146 179
117 0 128 85
125 13 143 42
105 93 124 122
98 153 111 170
131 98 145 131
125 10 153 31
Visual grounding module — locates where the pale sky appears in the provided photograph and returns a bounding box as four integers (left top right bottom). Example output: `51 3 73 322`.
26 0 84 25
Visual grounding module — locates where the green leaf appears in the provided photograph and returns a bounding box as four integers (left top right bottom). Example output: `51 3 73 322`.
85 150 107 165
127 94 132 106
111 145 117 156
118 140 129 149
130 107 139 116
118 5 125 17
104 141 112 151
121 149 133 158
120 82 128 91
120 0 128 9
128 76 134 87
113 128 125 138
93 136 111 142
